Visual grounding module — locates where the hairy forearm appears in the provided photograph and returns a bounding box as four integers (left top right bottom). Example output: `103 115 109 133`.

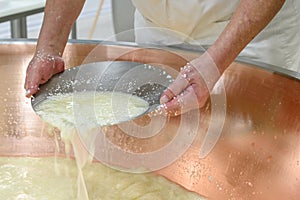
36 0 85 55
208 0 285 73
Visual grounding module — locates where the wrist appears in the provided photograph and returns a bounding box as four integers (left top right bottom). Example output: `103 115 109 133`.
206 46 230 74
36 26 68 57
189 52 223 90
35 44 63 58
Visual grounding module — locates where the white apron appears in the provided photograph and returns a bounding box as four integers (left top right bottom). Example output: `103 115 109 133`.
131 0 300 72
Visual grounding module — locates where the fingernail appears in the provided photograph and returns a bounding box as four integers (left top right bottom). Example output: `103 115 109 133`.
25 89 31 97
160 95 169 104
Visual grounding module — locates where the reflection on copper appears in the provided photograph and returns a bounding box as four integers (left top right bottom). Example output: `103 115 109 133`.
0 41 299 199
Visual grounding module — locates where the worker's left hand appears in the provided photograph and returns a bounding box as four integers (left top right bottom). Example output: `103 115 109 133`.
159 52 222 116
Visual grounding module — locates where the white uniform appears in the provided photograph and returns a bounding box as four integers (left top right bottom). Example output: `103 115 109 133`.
131 0 300 72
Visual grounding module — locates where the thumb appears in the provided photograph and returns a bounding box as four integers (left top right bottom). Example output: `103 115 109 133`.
160 65 191 104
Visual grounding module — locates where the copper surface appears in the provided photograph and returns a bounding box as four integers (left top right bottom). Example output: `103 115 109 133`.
0 40 300 200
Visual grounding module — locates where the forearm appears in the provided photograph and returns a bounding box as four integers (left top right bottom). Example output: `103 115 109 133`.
36 0 85 56
207 0 285 73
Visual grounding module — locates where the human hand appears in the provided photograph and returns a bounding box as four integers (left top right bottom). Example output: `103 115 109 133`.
24 52 65 97
159 52 222 116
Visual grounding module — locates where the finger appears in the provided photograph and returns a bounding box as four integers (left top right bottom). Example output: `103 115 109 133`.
25 87 39 98
25 80 39 97
160 69 190 104
164 85 200 116
24 70 40 97
160 88 176 105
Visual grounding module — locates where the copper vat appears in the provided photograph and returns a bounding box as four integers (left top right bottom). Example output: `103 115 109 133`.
0 40 299 200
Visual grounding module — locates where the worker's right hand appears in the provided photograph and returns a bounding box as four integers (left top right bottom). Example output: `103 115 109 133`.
24 52 65 98
159 52 222 116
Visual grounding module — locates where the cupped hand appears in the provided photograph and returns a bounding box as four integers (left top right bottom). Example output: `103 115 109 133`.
159 52 222 116
24 52 65 97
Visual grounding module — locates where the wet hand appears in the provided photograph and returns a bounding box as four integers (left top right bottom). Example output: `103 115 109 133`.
24 52 65 98
159 52 222 116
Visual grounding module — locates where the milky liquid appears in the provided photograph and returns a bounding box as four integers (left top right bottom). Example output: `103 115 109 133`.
11 91 206 199
0 157 204 200
34 91 150 129
34 91 150 200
